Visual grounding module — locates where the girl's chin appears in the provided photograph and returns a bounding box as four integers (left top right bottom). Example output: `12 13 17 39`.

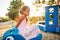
26 15 29 16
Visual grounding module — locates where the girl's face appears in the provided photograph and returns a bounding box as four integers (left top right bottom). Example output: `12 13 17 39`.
23 8 30 16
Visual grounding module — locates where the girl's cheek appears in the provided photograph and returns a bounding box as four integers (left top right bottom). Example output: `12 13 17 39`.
27 13 29 16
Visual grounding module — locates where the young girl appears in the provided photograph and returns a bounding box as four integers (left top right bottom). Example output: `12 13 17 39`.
15 6 41 40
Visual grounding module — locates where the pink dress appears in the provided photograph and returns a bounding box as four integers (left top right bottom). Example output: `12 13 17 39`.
18 18 40 40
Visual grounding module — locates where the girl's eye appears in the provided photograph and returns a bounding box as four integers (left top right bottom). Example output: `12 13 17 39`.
27 10 29 12
27 11 29 12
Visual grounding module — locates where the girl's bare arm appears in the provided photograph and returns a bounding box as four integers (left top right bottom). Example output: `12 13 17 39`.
15 15 25 28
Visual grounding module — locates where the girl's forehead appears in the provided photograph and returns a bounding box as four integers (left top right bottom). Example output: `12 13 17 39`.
26 8 30 11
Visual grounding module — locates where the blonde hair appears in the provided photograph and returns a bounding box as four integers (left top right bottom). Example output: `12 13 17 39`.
20 6 30 14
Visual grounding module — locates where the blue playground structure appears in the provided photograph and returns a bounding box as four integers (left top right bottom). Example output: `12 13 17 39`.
38 5 60 33
2 25 42 40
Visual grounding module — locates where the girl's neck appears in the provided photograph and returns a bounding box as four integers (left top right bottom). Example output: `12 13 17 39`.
25 16 29 24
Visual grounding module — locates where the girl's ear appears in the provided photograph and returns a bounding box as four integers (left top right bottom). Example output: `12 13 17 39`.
20 10 23 14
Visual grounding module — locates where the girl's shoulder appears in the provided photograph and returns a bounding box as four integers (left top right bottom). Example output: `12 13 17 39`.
18 15 25 21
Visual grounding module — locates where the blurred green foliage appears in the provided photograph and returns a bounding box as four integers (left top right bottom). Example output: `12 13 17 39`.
6 0 24 20
0 17 11 22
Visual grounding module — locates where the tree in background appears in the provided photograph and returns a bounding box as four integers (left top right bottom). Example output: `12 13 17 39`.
6 0 24 20
47 0 56 5
0 17 11 22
